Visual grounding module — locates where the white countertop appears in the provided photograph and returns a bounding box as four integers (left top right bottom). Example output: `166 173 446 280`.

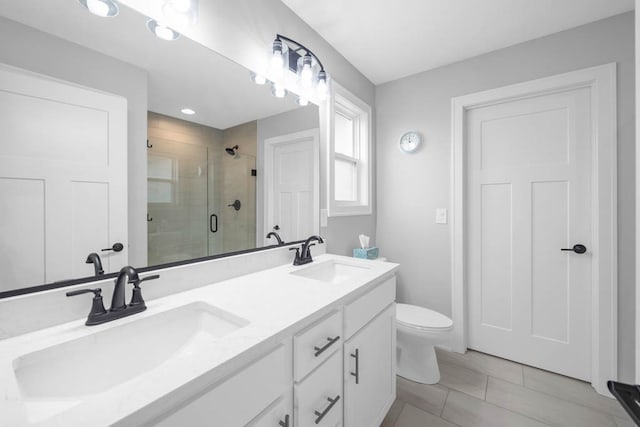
0 254 398 427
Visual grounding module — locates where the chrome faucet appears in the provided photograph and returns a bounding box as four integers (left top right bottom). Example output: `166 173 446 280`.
291 235 324 266
67 265 159 326
266 231 284 245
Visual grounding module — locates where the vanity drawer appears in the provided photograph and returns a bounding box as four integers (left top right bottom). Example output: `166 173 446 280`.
154 341 291 427
295 349 343 427
344 276 395 339
294 310 342 381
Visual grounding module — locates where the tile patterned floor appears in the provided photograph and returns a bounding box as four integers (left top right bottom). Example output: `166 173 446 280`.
381 348 636 427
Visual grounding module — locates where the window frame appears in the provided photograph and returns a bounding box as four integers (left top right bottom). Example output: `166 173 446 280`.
326 82 372 216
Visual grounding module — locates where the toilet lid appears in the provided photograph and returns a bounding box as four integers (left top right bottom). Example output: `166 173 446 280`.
396 303 453 330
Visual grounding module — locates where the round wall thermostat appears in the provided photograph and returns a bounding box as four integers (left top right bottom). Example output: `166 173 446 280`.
399 131 422 153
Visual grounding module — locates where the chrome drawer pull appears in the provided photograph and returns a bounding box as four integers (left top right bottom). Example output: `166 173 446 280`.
350 349 359 384
313 335 340 357
314 395 340 424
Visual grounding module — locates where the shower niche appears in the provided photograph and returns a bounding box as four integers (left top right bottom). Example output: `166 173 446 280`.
147 112 257 266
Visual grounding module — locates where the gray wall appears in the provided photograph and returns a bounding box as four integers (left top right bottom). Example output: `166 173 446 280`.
376 12 635 381
0 17 149 267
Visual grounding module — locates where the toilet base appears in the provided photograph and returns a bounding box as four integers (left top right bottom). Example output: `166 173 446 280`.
397 330 442 384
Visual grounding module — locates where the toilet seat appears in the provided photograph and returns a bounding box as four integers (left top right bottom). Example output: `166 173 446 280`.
396 303 453 332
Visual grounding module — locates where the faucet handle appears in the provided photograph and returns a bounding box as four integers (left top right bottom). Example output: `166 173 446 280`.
66 288 102 297
66 288 107 323
131 274 160 287
129 274 160 308
290 247 306 266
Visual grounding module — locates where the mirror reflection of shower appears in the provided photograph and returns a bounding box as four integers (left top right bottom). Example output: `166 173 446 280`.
147 113 256 266
225 145 239 156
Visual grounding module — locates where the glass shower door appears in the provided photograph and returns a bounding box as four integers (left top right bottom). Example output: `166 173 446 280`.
147 138 209 265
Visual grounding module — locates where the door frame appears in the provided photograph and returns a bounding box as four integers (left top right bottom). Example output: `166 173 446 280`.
263 129 320 245
450 63 617 394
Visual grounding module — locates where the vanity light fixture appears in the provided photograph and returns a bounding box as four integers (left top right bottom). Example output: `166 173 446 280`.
78 0 119 17
253 34 329 102
181 108 195 115
146 19 181 41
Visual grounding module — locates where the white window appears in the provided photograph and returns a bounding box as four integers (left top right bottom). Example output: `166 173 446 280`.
327 83 372 216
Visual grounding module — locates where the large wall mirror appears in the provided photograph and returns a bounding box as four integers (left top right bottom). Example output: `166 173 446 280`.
0 0 321 296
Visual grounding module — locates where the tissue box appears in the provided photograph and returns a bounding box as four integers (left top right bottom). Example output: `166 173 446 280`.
353 247 379 260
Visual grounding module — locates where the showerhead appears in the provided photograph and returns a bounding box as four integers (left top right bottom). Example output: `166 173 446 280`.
225 145 239 156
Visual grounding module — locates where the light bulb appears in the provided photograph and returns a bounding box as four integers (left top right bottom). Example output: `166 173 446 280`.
80 0 119 17
269 38 284 79
271 51 284 71
181 108 195 115
296 96 309 106
316 71 328 101
298 53 314 89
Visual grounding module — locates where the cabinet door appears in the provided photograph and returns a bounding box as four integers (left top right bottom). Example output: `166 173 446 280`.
247 393 293 427
343 304 396 427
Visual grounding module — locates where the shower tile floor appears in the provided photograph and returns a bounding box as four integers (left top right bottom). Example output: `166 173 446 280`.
381 348 635 427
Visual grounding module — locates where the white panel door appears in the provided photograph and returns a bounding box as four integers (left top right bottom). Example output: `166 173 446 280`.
0 64 127 291
264 130 319 244
467 87 592 380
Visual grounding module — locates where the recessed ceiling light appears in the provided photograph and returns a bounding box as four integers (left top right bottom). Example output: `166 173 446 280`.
181 108 195 115
78 0 119 17
146 19 181 41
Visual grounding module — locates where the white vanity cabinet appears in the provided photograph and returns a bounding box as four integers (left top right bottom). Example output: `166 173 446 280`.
343 277 396 427
151 273 396 427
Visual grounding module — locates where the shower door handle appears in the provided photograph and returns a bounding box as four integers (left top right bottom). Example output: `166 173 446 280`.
209 214 218 233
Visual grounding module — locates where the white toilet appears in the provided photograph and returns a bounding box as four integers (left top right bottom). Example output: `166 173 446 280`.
396 303 453 384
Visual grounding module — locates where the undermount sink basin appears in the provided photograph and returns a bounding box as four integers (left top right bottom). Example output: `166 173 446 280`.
13 302 249 403
290 260 371 284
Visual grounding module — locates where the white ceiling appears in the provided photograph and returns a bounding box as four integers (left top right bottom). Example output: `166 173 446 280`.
0 0 302 129
281 0 634 84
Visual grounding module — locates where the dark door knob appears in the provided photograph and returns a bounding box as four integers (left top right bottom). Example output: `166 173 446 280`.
561 244 587 254
273 225 280 230
101 243 124 252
